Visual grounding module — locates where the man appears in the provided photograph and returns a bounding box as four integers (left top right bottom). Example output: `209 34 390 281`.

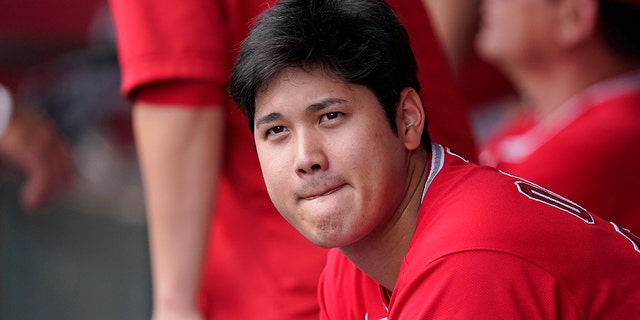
229 0 640 318
476 0 640 232
108 0 474 318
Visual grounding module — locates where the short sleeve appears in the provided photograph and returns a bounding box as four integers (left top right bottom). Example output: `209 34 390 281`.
109 0 228 98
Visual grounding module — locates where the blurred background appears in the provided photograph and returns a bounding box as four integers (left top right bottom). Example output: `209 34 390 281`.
0 0 151 319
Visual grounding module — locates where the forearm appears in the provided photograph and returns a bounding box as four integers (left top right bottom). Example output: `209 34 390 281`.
133 104 224 313
422 0 480 75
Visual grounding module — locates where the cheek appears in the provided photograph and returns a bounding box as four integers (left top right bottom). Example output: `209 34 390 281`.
336 139 407 242
340 126 407 195
257 146 289 199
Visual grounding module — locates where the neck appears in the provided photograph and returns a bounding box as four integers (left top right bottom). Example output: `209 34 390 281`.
501 42 640 120
340 146 430 291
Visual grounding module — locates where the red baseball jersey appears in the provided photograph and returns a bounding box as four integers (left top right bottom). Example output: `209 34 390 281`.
479 70 640 233
109 0 475 319
319 143 640 319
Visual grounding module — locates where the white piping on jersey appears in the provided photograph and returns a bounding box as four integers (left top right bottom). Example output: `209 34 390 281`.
421 143 445 203
482 68 640 164
364 313 388 320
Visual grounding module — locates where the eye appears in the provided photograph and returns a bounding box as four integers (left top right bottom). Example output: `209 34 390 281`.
265 125 288 138
320 112 344 123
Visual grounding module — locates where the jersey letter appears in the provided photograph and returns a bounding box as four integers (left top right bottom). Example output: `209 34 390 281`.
515 181 594 224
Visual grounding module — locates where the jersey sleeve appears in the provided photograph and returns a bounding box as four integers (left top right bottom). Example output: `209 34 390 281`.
131 80 227 108
108 0 228 106
392 250 582 320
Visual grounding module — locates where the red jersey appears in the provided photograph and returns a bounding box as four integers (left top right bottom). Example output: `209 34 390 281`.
109 0 475 318
479 70 640 233
319 143 640 319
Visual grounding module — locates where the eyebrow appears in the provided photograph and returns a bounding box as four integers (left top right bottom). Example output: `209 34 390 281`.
255 112 283 130
254 97 347 130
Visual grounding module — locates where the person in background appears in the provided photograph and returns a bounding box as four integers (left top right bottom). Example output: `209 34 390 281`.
229 0 640 318
0 82 75 211
476 0 640 233
108 1 325 318
108 0 474 318
423 0 520 146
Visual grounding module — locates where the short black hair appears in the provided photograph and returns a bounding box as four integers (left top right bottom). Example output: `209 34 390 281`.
229 0 430 146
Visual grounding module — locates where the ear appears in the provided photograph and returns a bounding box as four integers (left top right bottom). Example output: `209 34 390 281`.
396 88 425 151
556 0 597 47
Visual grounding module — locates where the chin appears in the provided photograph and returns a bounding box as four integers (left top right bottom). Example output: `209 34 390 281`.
301 231 340 248
299 227 351 249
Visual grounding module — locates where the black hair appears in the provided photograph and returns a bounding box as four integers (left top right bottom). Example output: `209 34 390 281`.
598 0 640 60
229 0 430 146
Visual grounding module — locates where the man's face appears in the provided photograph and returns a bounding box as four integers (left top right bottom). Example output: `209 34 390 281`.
254 68 409 248
476 0 559 65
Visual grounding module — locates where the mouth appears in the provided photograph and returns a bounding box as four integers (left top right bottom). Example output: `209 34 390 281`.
300 184 346 201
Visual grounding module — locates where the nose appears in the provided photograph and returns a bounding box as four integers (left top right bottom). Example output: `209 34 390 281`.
294 130 327 176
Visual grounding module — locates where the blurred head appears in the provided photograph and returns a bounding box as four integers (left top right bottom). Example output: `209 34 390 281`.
476 0 560 66
476 0 640 66
229 0 428 248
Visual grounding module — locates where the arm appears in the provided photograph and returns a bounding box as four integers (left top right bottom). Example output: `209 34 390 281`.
107 0 229 316
0 97 75 211
422 0 480 75
133 103 224 320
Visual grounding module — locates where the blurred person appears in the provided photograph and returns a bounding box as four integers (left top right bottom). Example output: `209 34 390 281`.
0 82 75 211
229 0 640 318
476 0 640 232
423 0 520 145
108 0 475 319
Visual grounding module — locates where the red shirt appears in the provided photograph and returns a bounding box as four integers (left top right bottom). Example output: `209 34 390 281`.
110 1 327 319
109 0 476 318
110 0 476 160
480 70 640 233
320 143 640 319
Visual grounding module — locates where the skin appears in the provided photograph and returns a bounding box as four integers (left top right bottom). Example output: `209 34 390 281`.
133 104 223 320
475 0 639 119
476 0 561 70
253 68 430 290
422 0 481 75
0 106 75 210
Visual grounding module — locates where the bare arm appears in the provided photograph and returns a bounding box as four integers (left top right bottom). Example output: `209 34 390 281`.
133 103 224 320
422 0 480 75
0 105 75 211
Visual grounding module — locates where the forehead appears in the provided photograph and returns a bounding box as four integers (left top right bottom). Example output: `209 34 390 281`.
262 67 342 92
255 68 353 111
